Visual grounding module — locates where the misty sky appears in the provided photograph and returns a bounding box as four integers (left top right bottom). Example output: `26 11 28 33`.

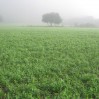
0 0 99 25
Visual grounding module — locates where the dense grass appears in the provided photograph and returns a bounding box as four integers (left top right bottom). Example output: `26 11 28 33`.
0 27 99 99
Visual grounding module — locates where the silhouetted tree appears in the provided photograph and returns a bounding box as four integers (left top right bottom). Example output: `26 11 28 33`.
42 12 62 26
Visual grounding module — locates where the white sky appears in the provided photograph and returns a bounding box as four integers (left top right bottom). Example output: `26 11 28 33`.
0 0 99 24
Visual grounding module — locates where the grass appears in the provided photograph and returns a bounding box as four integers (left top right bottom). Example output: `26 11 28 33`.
0 27 99 99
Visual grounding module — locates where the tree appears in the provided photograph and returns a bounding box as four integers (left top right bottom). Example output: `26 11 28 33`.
42 12 62 26
0 15 3 22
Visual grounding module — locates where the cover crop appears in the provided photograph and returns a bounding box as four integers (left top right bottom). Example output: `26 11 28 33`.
0 27 99 99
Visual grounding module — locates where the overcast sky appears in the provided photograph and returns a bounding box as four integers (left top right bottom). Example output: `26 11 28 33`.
0 0 99 25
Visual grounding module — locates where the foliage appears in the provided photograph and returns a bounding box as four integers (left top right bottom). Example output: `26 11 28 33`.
42 12 62 26
0 27 99 99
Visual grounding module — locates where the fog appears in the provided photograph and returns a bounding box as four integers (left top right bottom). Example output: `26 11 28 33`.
0 0 99 25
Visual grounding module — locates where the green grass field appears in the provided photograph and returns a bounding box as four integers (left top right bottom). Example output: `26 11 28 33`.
0 27 99 99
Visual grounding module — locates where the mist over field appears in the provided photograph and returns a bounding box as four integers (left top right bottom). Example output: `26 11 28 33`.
0 0 99 26
1 0 99 98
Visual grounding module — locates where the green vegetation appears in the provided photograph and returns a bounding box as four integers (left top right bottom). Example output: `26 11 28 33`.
0 27 99 99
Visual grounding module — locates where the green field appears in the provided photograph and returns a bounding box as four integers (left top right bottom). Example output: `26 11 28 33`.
0 27 99 99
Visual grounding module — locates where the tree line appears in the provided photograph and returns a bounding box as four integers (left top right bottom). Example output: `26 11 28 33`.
0 13 62 26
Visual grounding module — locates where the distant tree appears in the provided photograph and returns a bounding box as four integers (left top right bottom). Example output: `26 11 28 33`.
78 23 96 28
42 12 62 26
0 15 3 22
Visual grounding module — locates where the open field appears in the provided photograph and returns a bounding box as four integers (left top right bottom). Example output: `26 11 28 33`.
0 27 99 99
